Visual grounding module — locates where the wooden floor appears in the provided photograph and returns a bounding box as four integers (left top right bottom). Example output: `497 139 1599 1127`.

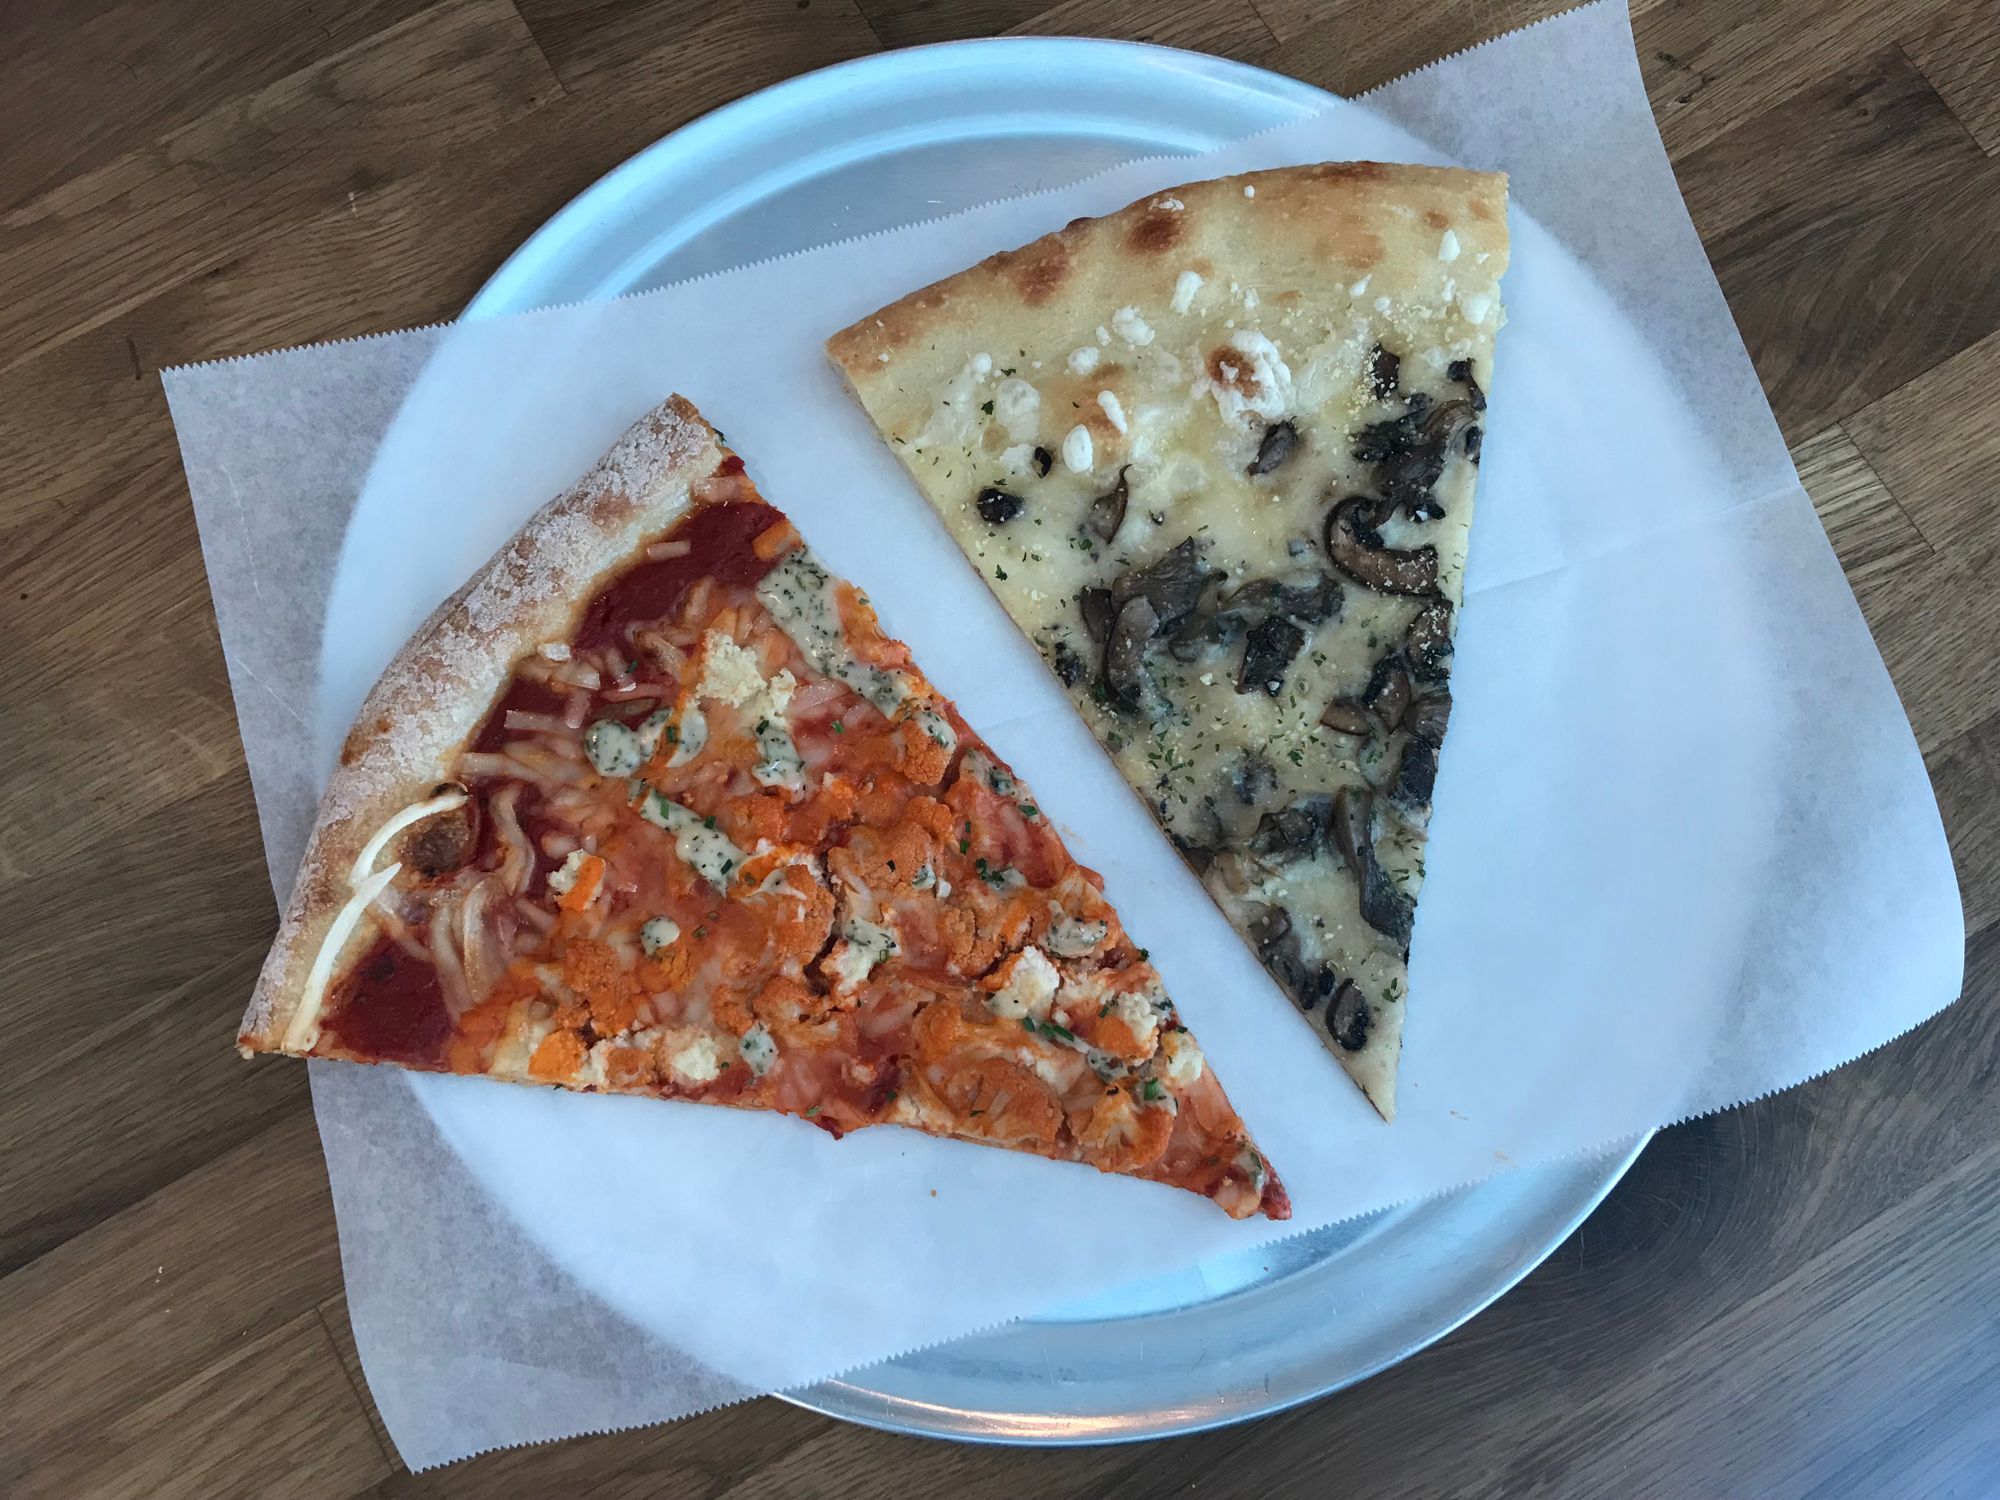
3 0 1997 1494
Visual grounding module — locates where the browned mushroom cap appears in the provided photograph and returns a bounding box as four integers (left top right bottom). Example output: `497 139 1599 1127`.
1324 498 1440 596
1329 979 1371 1051
1110 537 1208 623
1388 734 1438 809
1363 654 1413 731
976 487 1025 525
1250 800 1327 860
402 786 477 877
1087 467 1130 542
1102 594 1161 711
1319 699 1375 737
1405 689 1452 746
1404 598 1454 681
1368 345 1400 398
1078 585 1117 645
1330 785 1415 945
1246 902 1315 1004
1248 420 1300 476
1236 616 1306 696
1387 399 1477 522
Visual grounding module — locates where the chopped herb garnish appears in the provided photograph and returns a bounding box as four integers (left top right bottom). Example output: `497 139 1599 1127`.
1020 1016 1036 1033
980 400 994 415
1038 1020 1076 1044
1020 803 1039 819
1142 1078 1165 1101
703 815 716 829
805 1105 820 1117
831 719 845 734
995 565 1008 580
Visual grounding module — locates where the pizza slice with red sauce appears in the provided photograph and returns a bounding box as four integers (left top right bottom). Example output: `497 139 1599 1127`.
242 395 1287 1219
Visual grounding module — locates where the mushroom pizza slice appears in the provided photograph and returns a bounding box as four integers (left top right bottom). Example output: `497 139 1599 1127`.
828 164 1510 1119
240 395 1287 1220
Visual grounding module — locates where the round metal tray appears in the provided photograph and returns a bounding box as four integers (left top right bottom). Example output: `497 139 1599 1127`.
450 38 1648 1442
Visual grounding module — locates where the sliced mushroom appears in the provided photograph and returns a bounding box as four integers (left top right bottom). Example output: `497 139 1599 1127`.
1368 344 1400 398
1404 689 1451 746
1237 616 1306 696
1250 801 1325 860
1102 595 1161 711
1048 638 1088 688
1383 399 1476 522
976 486 1025 525
1247 903 1313 1002
1404 598 1454 681
1331 785 1415 945
1329 979 1371 1051
1087 467 1130 542
1390 734 1438 808
1031 445 1054 477
1221 573 1341 625
1233 751 1278 806
1078 585 1117 645
1353 392 1433 463
1324 498 1440 596
1446 358 1487 411
1111 537 1208 625
1248 420 1300 476
1319 699 1375 738
1362 654 1413 732
1466 425 1483 464
1171 833 1217 874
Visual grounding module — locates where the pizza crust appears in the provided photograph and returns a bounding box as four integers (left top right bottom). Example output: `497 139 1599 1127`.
239 395 724 1054
829 162 1507 426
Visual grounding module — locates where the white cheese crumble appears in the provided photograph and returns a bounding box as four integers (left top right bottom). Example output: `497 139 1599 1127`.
1171 270 1203 314
1096 390 1128 435
1061 424 1094 474
1154 196 1184 210
1066 345 1100 376
1045 912 1109 958
739 1023 778 1077
640 916 680 955
697 632 768 708
537 641 571 661
1111 306 1155 346
1160 1029 1205 1085
1460 291 1494 325
1349 276 1370 298
1243 183 1256 197
1111 986 1165 1051
1374 295 1393 314
986 946 1060 1022
547 848 595 899
1438 229 1461 261
1200 329 1293 428
991 376 1041 440
998 442 1037 476
671 1035 724 1085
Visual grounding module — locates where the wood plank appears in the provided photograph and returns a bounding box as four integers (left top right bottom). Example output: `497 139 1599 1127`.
1791 425 1937 616
517 0 879 95
1674 48 2000 439
1631 0 1949 157
0 0 561 374
1844 328 2000 579
1903 0 2000 155
1924 730 2000 940
20 1308 393 1499
0 0 433 213
1004 0 1278 63
850 0 1052 48
0 1113 347 1476
0 939 297 1275
1233 0 1561 99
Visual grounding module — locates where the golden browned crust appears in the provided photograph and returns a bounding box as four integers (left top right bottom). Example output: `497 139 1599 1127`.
828 162 1509 414
239 395 725 1053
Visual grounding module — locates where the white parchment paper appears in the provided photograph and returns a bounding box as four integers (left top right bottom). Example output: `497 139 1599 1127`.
164 1 1962 1469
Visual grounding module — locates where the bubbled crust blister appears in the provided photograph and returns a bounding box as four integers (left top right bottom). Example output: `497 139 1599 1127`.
239 396 723 1052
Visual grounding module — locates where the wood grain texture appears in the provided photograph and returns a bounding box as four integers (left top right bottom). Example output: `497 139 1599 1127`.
0 0 1993 1494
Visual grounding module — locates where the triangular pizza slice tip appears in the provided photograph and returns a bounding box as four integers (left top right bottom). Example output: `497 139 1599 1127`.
827 163 1511 1119
243 394 1287 1220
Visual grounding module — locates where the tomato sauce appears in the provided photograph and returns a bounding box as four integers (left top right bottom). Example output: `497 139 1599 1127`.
320 934 454 1068
572 501 782 655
